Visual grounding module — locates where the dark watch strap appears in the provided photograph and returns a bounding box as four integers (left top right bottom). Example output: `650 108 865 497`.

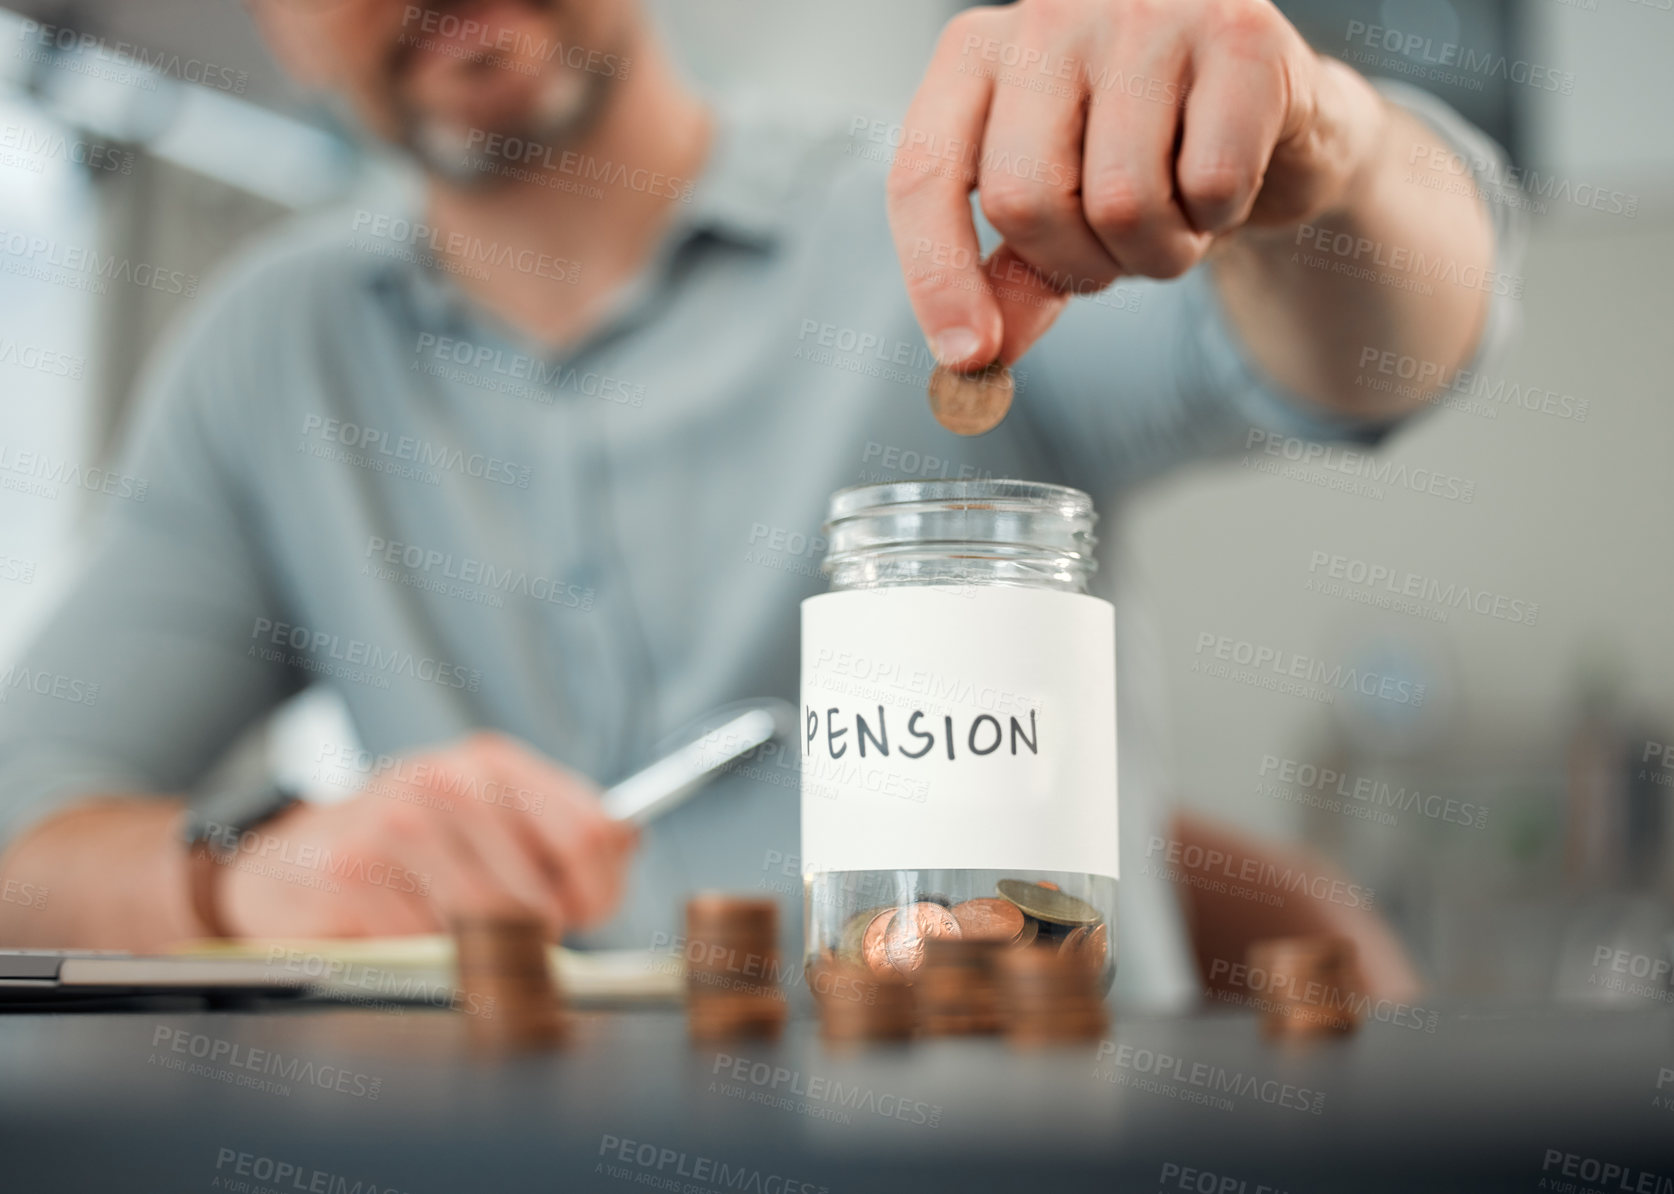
179 784 301 938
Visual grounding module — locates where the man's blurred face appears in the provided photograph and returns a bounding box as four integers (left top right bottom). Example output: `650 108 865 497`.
260 0 636 183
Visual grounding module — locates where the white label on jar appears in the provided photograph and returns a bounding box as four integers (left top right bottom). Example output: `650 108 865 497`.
800 587 1117 879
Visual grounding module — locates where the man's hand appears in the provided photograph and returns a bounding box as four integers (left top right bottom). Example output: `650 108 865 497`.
887 0 1388 369
219 732 637 940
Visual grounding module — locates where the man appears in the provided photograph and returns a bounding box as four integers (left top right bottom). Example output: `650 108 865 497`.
0 0 1516 1004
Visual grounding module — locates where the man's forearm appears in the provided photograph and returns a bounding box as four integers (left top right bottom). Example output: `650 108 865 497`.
1213 59 1497 417
0 796 203 951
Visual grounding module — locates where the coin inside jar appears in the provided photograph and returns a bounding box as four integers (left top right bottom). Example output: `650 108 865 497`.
859 909 899 976
996 879 1100 927
1058 925 1091 956
882 902 963 975
839 907 890 962
927 362 1014 436
950 897 1025 943
1057 922 1110 968
1084 923 1109 969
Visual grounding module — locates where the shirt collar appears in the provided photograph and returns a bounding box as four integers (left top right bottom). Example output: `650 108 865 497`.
674 96 805 250
370 96 816 344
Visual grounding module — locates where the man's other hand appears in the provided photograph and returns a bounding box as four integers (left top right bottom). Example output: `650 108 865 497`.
220 732 637 940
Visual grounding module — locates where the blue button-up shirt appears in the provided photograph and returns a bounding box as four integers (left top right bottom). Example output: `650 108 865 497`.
0 84 1518 1005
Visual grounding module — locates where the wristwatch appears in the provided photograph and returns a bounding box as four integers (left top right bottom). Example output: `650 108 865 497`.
180 783 301 937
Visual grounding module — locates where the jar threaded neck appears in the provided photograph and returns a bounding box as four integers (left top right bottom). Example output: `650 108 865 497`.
820 479 1098 594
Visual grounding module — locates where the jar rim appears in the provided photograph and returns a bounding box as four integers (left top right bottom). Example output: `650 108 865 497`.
825 479 1095 525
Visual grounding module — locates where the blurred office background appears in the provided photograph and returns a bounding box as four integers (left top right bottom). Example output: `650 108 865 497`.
0 0 1670 1002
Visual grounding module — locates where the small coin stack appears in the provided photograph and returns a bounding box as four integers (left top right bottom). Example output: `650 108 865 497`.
993 944 1108 1045
685 895 788 1042
917 939 1005 1035
809 959 916 1044
452 913 566 1050
1247 935 1361 1040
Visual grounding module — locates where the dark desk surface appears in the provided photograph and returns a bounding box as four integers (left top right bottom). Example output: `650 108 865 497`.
1 1000 1671 1194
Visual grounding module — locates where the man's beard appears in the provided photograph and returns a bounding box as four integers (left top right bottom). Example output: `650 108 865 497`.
396 64 614 188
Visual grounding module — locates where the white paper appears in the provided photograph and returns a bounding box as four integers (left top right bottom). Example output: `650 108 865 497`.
800 587 1118 879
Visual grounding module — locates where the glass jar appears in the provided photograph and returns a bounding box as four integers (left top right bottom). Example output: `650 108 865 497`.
800 479 1118 990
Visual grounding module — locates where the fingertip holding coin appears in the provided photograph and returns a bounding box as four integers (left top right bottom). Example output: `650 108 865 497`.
928 362 1015 436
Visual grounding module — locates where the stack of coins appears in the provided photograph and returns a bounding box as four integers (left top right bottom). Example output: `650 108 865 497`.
993 944 1108 1045
809 959 916 1043
452 913 567 1049
916 939 1004 1035
1246 935 1361 1039
685 895 788 1042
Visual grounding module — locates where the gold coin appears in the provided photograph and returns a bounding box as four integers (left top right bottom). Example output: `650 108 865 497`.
996 878 1100 927
927 363 1013 436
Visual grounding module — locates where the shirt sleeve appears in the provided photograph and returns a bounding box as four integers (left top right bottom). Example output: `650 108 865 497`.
1019 81 1526 498
0 301 305 850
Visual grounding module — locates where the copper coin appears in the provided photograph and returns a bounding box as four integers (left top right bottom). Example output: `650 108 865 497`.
1058 925 1091 957
1248 935 1355 976
840 907 890 962
950 897 1025 943
1014 917 1040 947
928 362 1014 436
1037 881 1061 891
686 991 788 1043
883 903 963 975
1248 934 1358 1024
453 915 554 979
685 894 778 934
1084 923 1109 969
452 916 567 1050
1057 922 1110 970
809 958 916 1042
1261 1003 1359 1040
860 909 899 976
